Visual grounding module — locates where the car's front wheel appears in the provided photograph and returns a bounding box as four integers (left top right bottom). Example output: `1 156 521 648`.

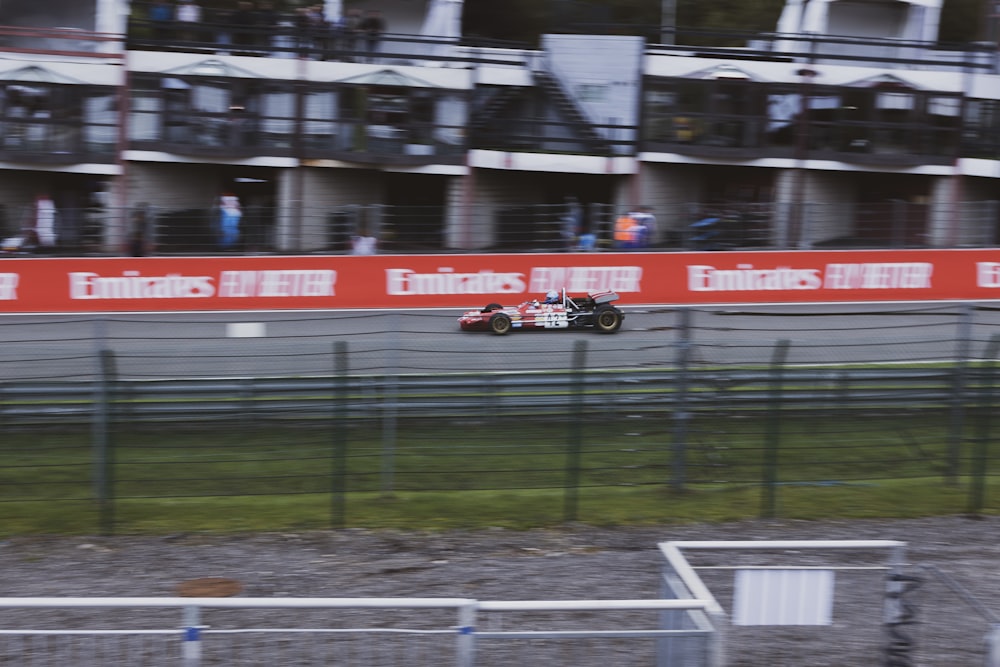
489 312 512 335
481 303 503 313
593 305 623 333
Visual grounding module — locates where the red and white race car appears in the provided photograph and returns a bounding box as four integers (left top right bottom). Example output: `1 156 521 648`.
458 289 625 335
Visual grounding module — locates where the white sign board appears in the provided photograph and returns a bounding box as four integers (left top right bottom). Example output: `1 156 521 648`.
732 569 835 626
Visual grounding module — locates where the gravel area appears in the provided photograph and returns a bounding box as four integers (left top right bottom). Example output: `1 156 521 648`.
1 515 998 666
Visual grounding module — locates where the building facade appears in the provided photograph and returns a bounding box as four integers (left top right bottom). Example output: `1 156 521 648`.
0 0 997 255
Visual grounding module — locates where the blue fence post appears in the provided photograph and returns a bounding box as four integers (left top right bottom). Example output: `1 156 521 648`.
182 605 202 667
456 602 477 667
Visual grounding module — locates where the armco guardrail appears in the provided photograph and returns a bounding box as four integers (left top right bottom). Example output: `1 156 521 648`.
0 366 977 422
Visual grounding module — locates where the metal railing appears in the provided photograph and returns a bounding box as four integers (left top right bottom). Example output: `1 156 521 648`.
2 200 998 255
0 597 717 667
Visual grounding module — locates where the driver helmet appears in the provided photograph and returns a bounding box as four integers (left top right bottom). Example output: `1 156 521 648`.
544 290 560 304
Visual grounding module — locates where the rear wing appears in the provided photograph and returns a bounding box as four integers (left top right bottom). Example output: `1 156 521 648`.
589 290 620 305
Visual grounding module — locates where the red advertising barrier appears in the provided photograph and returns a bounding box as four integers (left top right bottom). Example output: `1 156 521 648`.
1 249 1000 313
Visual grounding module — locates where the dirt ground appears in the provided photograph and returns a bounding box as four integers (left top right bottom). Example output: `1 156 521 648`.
1 515 998 666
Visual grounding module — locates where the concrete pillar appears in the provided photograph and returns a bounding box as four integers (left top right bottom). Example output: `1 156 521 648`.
442 174 468 250
775 168 856 249
930 174 1000 247
95 0 128 53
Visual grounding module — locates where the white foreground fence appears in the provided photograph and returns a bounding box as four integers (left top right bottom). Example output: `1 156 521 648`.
0 597 720 667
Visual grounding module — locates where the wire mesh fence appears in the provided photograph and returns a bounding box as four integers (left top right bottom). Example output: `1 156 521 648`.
0 303 997 534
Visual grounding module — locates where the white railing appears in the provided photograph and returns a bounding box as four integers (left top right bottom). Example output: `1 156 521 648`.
0 597 719 667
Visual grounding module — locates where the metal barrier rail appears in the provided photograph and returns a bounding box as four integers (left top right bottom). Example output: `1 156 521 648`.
0 597 718 667
0 365 973 423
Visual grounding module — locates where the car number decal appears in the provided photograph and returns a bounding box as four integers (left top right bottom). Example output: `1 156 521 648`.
540 311 569 328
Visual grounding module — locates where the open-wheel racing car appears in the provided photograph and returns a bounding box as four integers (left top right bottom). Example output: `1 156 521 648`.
458 289 625 335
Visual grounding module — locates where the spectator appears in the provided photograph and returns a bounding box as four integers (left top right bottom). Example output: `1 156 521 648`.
230 1 258 56
293 6 327 58
127 204 153 256
358 9 385 63
351 232 376 255
148 0 173 41
218 193 242 250
629 209 650 249
307 4 330 58
613 211 637 250
340 8 362 62
561 196 582 252
175 0 202 43
631 206 657 248
34 193 57 249
254 1 281 54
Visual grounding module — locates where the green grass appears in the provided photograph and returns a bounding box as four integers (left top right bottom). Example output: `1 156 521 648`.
0 411 996 536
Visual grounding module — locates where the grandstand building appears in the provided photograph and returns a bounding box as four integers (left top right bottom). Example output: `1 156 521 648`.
0 0 997 253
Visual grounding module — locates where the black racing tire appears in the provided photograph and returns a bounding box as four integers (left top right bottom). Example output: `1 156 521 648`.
593 305 623 333
489 312 512 335
481 303 503 312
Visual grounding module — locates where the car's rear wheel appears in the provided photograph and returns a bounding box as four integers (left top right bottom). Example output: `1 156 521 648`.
593 305 623 333
481 303 503 312
489 312 512 335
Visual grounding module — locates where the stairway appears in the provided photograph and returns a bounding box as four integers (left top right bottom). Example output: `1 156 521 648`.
532 70 612 153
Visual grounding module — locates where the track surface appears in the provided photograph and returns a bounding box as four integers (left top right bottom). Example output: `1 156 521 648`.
1 302 999 380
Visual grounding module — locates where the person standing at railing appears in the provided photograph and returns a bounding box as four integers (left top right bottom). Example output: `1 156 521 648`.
254 1 281 55
230 1 258 56
358 9 385 63
175 0 203 44
561 196 582 252
613 211 637 250
218 193 242 250
631 206 657 248
148 0 174 41
340 8 362 62
33 193 58 250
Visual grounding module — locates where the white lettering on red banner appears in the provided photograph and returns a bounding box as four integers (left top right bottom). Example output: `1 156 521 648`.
824 263 933 289
688 262 934 292
385 268 526 295
0 273 17 300
976 262 1000 288
688 265 822 292
529 266 642 293
69 271 215 300
218 270 336 297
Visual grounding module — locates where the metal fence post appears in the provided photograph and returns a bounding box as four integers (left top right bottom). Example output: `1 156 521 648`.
761 339 790 519
563 339 587 522
332 341 349 529
93 347 117 536
947 302 973 484
382 314 400 496
671 307 692 491
968 333 999 515
182 605 202 667
456 602 477 667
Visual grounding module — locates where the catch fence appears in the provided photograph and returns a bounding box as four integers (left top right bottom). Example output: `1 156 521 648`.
0 303 998 534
